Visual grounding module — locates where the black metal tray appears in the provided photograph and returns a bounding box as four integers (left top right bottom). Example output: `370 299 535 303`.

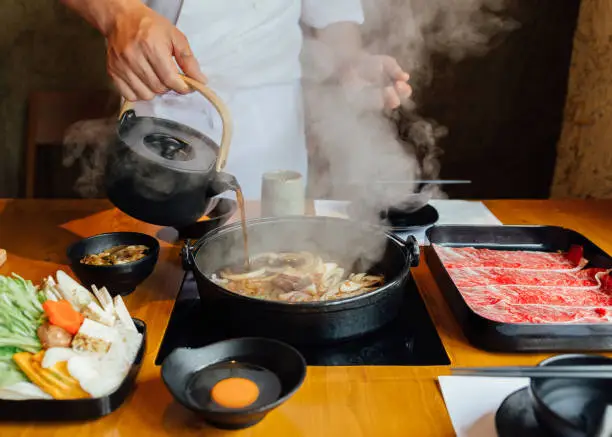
0 318 146 422
425 225 612 352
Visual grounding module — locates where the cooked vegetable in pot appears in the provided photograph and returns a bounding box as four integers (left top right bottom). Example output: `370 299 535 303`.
80 245 149 266
211 251 384 302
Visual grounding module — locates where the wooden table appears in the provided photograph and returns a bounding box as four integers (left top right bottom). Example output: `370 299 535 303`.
1 199 611 437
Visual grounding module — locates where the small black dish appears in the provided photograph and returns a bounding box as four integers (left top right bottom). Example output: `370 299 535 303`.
161 337 306 430
174 198 237 240
0 319 146 422
381 203 439 232
347 202 439 232
496 387 544 437
530 354 612 437
67 232 160 296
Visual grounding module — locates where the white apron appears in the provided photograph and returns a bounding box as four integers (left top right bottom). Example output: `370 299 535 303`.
135 0 364 199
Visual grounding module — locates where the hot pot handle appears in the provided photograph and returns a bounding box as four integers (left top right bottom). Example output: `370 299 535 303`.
404 235 420 267
180 240 197 271
407 235 420 267
118 74 233 172
387 233 420 268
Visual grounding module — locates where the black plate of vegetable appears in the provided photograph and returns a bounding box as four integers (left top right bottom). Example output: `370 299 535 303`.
0 271 147 421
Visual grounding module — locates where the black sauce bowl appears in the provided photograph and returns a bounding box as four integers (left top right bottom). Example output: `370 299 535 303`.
161 337 306 430
530 354 612 437
348 202 439 232
67 232 160 297
381 203 439 232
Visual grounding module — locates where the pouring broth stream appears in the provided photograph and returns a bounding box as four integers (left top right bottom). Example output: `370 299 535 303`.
234 186 251 271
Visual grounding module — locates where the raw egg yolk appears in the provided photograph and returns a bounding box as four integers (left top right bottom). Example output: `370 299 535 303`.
211 377 259 409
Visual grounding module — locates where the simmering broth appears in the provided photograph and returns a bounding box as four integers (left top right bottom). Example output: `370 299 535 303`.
211 251 384 302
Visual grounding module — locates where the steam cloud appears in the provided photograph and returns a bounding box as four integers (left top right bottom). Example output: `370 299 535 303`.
303 0 517 223
63 118 114 198
63 0 517 221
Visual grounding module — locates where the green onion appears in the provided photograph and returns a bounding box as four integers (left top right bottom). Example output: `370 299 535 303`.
0 274 44 387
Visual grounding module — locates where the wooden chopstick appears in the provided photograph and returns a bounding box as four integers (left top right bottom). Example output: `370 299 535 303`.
452 365 612 379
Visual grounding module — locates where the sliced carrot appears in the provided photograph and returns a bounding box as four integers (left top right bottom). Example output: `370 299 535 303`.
42 300 84 335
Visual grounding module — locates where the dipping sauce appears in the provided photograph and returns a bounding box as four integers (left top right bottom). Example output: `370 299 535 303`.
211 377 259 409
80 245 149 266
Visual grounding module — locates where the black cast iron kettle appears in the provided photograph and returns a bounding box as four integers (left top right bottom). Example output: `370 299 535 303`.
105 75 237 227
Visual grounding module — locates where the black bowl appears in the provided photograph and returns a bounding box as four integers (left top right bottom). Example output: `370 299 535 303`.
347 203 439 232
66 232 160 297
495 387 542 437
173 198 237 240
530 354 612 437
161 337 306 430
381 203 439 232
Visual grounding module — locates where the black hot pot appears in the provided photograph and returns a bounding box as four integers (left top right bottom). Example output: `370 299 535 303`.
182 216 420 344
105 76 238 228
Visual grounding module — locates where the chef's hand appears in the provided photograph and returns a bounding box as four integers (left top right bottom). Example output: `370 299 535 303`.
340 54 412 111
105 3 207 101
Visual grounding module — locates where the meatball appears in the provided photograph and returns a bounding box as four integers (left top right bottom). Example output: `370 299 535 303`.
37 322 73 349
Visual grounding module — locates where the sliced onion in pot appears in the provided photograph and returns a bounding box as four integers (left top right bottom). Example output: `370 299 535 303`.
339 281 362 293
321 264 345 289
220 267 267 281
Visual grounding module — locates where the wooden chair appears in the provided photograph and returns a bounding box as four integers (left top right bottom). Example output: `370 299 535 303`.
25 90 119 198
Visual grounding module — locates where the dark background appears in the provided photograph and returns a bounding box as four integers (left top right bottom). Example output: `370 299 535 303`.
0 0 582 199
416 0 582 199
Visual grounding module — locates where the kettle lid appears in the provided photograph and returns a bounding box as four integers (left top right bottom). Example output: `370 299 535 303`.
118 110 219 173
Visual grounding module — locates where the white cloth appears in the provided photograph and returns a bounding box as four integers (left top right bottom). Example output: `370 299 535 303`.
135 0 364 199
438 376 530 437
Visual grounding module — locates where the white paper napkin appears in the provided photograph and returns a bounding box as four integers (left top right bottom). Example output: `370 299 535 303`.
312 199 351 219
438 376 530 437
313 199 502 245
430 200 502 226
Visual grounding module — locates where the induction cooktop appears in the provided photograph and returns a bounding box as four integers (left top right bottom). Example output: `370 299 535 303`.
155 271 450 366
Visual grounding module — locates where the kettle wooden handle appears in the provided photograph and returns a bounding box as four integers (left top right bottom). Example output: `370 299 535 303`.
118 74 233 172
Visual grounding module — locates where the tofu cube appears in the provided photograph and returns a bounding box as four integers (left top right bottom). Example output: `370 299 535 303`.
72 319 118 354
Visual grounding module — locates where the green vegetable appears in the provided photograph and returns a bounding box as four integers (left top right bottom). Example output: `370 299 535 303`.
0 346 27 387
0 274 45 388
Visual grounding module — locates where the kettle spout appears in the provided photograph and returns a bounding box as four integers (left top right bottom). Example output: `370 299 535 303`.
206 172 239 197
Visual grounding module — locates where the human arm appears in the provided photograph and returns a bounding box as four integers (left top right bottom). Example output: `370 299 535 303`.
314 23 411 109
60 0 206 101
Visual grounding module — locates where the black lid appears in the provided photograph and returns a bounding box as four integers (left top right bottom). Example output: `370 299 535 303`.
118 110 219 173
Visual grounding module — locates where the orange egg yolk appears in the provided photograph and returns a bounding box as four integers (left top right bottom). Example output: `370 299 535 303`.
210 377 259 409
